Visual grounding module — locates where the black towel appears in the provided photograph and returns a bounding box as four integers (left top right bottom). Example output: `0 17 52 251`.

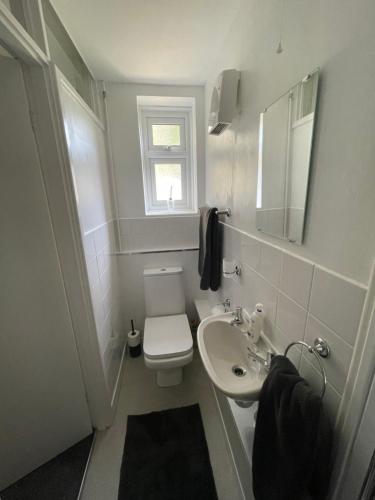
198 207 221 291
253 355 332 500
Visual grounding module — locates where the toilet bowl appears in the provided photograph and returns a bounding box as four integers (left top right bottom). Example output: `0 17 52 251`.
143 267 193 387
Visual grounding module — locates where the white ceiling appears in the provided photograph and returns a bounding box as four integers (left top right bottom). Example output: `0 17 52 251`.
50 0 242 85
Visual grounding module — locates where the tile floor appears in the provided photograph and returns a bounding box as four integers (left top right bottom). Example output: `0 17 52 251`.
80 350 244 500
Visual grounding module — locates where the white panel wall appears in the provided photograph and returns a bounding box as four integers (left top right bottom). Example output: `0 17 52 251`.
59 77 125 399
60 85 112 232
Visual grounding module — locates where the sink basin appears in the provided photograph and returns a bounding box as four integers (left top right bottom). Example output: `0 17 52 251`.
197 313 269 401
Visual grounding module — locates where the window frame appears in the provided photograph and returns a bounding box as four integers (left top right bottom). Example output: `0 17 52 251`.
137 98 198 216
149 158 188 208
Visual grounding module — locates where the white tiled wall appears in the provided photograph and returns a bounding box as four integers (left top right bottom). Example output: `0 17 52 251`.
83 220 125 396
118 216 199 252
210 223 368 425
117 215 203 335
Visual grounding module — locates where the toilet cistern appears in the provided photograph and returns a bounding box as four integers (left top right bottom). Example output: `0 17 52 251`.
143 266 193 387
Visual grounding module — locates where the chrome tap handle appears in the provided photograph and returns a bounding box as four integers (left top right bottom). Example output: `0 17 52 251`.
233 306 242 318
222 298 231 311
247 347 274 372
230 306 243 325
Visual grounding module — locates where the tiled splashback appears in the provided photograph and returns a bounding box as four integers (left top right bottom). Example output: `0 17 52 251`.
210 223 367 424
82 220 125 397
118 216 199 252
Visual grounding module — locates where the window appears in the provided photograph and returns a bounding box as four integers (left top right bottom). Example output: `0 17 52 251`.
137 97 198 215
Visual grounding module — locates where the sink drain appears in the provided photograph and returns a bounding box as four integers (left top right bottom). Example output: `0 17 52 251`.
232 365 247 377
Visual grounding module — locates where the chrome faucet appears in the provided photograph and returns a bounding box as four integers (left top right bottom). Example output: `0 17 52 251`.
247 346 273 372
222 298 231 312
230 306 244 326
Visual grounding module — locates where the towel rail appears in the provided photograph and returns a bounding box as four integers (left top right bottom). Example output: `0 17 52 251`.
284 338 330 399
215 208 231 217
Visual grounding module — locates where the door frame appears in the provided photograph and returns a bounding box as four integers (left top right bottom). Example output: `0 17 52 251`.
331 260 375 499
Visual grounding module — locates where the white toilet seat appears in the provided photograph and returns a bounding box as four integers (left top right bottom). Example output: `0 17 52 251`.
144 349 193 370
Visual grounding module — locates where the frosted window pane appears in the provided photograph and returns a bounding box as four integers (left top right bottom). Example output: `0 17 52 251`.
155 164 182 200
152 124 181 146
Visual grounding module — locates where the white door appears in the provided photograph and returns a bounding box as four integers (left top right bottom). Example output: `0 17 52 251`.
0 56 92 489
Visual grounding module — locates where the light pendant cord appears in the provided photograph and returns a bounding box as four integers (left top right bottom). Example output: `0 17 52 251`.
277 0 286 54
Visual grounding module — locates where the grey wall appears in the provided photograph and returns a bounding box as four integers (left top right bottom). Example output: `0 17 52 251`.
205 0 375 285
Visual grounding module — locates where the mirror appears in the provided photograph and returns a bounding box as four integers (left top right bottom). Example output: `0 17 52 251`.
256 69 319 244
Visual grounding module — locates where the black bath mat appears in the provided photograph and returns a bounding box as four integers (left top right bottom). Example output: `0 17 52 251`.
118 404 218 500
1 433 93 500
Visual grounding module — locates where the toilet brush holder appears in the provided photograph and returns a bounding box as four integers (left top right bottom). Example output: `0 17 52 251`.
128 328 141 358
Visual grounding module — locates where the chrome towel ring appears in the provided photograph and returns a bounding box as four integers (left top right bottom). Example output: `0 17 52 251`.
284 338 330 399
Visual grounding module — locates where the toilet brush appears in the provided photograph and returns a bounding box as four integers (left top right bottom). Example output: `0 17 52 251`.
128 319 141 357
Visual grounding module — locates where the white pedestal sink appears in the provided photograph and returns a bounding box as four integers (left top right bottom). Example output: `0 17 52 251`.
197 312 273 401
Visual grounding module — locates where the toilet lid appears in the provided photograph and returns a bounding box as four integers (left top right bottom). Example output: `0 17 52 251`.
144 314 193 360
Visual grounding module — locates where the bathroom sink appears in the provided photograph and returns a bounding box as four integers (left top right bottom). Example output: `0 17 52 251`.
197 313 269 401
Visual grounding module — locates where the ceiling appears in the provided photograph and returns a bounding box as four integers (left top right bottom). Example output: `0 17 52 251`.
50 0 242 85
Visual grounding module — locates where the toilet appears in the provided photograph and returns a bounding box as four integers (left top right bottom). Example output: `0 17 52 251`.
143 266 193 387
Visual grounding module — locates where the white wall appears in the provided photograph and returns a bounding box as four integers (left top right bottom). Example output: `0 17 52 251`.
106 82 205 220
205 0 375 285
105 82 207 330
59 76 125 399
